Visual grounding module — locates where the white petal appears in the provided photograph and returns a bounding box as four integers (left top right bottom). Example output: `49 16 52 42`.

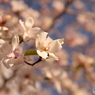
54 80 62 93
19 19 26 31
49 40 62 53
0 39 5 47
44 36 53 47
7 52 15 58
1 58 14 69
25 17 34 29
36 31 48 48
2 27 8 31
12 35 19 51
37 31 48 43
1 63 14 79
35 36 40 49
48 53 58 60
27 27 41 39
57 38 64 44
23 32 30 42
37 50 48 59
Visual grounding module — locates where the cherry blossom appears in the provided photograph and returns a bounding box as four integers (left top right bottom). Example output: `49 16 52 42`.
35 31 64 60
0 35 23 68
19 17 41 42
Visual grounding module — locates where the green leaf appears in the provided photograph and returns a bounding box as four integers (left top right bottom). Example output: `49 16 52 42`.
24 49 38 56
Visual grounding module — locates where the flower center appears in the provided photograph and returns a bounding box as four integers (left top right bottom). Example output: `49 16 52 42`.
14 50 19 58
7 49 19 59
41 47 48 51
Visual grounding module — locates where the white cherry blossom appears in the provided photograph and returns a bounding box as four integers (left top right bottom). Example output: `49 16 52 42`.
35 32 64 60
0 35 23 68
19 17 41 42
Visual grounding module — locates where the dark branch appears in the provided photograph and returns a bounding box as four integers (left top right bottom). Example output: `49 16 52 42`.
24 56 42 66
46 0 75 31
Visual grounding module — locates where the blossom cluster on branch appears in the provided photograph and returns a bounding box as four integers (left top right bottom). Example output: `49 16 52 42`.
0 17 64 69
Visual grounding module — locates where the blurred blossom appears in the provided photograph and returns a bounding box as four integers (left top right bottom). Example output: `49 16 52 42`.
77 14 95 34
42 17 53 30
84 19 95 33
52 0 64 12
0 39 11 60
56 50 68 66
0 35 23 68
73 53 95 68
73 0 85 10
21 8 40 20
53 79 62 93
43 68 62 93
10 1 25 13
65 28 88 47
77 14 87 24
0 15 11 26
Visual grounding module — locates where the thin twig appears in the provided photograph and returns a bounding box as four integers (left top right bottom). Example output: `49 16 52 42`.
46 0 75 31
24 56 42 66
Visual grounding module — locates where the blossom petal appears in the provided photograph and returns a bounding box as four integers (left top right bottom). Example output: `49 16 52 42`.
54 80 62 93
36 31 48 48
25 17 34 29
48 53 58 60
37 50 48 59
1 63 14 79
57 38 64 44
1 58 14 69
19 19 26 31
12 35 19 51
44 36 53 47
27 27 41 39
23 32 30 42
38 31 48 43
49 40 62 53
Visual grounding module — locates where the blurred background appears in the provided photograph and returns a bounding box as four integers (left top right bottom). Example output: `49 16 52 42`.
0 0 95 95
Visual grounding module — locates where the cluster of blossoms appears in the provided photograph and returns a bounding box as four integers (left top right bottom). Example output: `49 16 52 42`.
0 17 64 69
